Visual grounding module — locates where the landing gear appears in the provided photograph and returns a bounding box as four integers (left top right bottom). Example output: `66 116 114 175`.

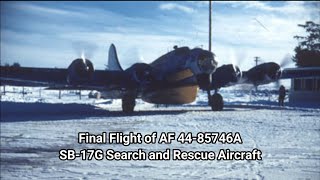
122 95 136 113
210 93 223 111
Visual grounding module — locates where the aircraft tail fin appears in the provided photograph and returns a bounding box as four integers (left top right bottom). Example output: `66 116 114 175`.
108 43 123 71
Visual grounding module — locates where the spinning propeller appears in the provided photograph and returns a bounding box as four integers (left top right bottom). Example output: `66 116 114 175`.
273 54 294 89
66 41 98 85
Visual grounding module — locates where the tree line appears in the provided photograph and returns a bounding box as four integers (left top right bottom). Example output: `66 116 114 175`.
293 21 320 67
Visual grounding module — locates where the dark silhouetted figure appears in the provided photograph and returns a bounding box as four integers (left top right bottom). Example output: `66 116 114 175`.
278 85 286 106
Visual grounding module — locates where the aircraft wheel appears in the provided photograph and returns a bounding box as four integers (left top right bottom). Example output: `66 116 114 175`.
122 96 136 113
210 93 223 111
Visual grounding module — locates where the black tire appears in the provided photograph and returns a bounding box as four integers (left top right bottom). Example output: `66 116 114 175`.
210 93 223 111
122 96 136 113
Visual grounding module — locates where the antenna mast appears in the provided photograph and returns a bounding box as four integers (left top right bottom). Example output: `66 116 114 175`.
254 56 260 66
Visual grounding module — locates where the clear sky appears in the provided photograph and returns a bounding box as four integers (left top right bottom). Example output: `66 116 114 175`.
1 1 319 70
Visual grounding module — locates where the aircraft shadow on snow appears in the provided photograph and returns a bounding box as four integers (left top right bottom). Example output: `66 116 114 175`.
1 101 302 122
0 101 200 122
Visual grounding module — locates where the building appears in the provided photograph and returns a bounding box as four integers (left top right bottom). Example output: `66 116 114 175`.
287 67 320 105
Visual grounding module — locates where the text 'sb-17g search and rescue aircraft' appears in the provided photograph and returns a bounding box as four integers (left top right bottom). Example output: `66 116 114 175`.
2 43 317 112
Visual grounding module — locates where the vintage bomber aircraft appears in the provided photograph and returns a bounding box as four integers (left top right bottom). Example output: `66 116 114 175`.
0 44 218 112
2 44 319 112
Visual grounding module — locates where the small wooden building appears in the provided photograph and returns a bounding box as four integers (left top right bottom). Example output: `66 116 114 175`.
288 67 320 105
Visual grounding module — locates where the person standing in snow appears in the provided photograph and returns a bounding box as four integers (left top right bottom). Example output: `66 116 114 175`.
278 85 286 106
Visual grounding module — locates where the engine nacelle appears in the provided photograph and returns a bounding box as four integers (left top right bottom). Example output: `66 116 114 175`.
125 63 155 87
210 64 242 90
67 58 94 85
242 62 281 86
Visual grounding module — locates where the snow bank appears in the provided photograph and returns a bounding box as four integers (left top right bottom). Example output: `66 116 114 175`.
1 85 319 179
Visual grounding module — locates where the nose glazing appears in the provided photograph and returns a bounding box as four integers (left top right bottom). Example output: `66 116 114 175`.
197 53 217 74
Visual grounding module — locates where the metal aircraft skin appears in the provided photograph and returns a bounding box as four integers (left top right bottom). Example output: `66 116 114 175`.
1 44 320 112
1 44 217 112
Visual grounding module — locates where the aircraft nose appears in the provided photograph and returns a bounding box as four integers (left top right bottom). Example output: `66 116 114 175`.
198 55 217 74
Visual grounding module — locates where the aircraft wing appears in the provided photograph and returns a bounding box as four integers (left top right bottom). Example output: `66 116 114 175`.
1 66 67 86
0 66 131 96
207 63 320 90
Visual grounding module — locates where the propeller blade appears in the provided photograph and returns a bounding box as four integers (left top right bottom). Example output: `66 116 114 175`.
72 41 98 59
274 80 280 89
280 53 293 68
121 47 145 69
81 51 86 63
236 50 247 68
230 48 248 69
236 84 254 93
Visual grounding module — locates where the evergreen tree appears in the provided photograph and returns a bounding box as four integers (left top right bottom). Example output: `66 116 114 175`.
293 21 320 67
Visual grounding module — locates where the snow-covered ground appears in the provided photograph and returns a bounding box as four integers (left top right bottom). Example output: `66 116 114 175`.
1 85 320 179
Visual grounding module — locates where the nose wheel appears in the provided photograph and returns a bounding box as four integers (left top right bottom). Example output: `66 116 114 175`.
210 93 223 111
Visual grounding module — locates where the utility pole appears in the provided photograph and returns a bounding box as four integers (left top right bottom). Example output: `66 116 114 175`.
209 0 212 52
254 56 260 66
207 0 213 106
